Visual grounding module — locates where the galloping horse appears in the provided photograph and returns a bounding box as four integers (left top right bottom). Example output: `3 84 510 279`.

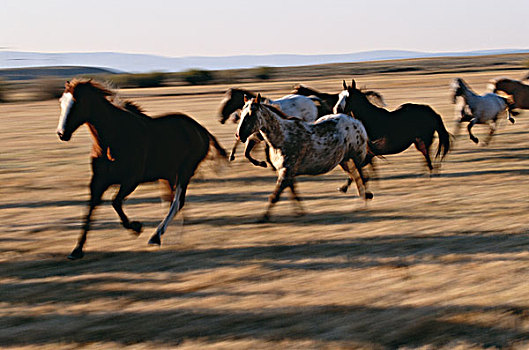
334 80 451 191
56 80 227 259
218 88 319 167
489 77 529 110
291 83 386 109
451 78 513 145
236 94 372 222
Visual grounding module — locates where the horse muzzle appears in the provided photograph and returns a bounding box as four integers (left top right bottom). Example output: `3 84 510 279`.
236 132 247 143
57 130 71 141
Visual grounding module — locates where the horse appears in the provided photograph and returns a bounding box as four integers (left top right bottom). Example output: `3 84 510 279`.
236 94 372 222
334 79 451 191
291 83 387 109
489 77 529 110
218 88 319 168
450 78 513 145
56 80 227 259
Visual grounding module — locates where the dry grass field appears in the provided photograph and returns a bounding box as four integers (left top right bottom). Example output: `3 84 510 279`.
2 65 529 349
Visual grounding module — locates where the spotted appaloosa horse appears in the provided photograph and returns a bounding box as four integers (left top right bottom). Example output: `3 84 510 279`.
451 78 513 145
334 80 451 191
56 80 227 259
218 88 319 167
489 77 529 111
236 94 372 222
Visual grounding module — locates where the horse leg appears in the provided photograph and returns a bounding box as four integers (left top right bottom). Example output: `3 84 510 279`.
229 139 239 161
484 120 498 146
264 143 276 171
339 153 376 193
112 182 142 235
288 182 304 216
340 158 373 200
338 178 353 193
148 164 195 246
68 175 110 260
467 118 479 144
414 138 433 173
244 137 267 168
260 168 290 222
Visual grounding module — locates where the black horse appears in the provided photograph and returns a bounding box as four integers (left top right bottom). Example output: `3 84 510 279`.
335 80 451 191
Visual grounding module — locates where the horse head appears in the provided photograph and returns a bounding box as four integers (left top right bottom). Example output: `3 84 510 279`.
333 79 364 115
218 88 249 124
450 78 465 104
236 93 262 143
56 80 113 141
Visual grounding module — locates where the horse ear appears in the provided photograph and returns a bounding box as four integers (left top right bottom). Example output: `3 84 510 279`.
343 80 347 90
244 94 249 103
256 93 261 105
351 79 356 90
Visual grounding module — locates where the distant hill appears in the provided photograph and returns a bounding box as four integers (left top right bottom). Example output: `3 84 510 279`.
0 66 117 81
1 49 528 73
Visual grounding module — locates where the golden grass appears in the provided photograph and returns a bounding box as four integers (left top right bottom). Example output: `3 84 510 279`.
1 67 529 349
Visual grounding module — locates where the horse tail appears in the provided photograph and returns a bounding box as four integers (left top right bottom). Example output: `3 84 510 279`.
206 130 228 160
432 110 451 159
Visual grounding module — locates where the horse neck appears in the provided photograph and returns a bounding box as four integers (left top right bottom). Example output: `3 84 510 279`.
86 97 130 151
257 106 288 148
459 82 478 100
350 95 384 121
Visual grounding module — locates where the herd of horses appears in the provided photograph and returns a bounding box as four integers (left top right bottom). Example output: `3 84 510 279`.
55 75 529 259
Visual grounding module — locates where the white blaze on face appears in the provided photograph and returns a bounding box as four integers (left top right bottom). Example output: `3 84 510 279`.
334 90 349 114
57 92 74 135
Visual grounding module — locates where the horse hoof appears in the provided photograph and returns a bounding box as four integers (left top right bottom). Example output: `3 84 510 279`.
130 221 143 235
338 186 348 193
509 118 516 124
471 137 479 144
258 161 268 168
229 155 235 162
67 247 84 260
365 192 374 200
148 234 161 246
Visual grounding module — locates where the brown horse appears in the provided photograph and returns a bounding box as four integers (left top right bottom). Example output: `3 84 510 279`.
490 77 529 110
334 80 451 191
56 80 227 259
291 83 386 109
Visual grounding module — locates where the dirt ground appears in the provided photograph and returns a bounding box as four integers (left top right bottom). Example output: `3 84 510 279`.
1 68 529 349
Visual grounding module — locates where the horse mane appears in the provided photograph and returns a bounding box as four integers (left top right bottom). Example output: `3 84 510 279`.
121 101 146 115
66 79 115 97
291 84 318 95
263 103 303 121
228 88 257 98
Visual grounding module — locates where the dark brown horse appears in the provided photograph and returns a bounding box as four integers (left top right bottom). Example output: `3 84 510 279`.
56 80 227 259
490 77 529 110
335 80 451 190
291 83 386 109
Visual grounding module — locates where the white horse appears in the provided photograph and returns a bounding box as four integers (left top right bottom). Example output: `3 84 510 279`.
229 93 318 168
236 94 372 222
450 78 513 145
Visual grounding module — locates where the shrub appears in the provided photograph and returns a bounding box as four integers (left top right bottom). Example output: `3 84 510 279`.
33 78 64 101
0 79 7 102
254 66 274 80
107 72 167 88
182 69 213 85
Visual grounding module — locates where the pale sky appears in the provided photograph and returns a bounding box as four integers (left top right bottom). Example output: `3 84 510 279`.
1 0 528 57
